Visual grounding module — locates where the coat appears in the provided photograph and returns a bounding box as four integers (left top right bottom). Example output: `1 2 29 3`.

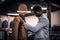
24 15 49 40
12 16 27 40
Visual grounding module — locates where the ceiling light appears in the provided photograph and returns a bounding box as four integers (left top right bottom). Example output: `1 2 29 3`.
17 11 31 13
7 13 19 16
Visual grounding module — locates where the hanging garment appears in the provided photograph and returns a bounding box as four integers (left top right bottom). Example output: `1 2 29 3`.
12 16 27 40
2 20 8 28
10 21 13 28
12 3 28 40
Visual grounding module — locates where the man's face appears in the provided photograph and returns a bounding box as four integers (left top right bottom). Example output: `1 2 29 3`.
33 11 42 17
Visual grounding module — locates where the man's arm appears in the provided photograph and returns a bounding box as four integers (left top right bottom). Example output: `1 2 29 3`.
24 18 49 32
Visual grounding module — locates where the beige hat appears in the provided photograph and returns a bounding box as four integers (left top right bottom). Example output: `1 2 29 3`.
18 4 28 11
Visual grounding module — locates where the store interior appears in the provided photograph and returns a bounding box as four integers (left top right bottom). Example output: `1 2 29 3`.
0 0 60 40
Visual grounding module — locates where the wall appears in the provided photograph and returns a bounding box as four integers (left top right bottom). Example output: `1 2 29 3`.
51 10 60 26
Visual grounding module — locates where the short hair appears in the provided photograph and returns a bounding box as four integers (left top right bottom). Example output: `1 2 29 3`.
32 6 42 11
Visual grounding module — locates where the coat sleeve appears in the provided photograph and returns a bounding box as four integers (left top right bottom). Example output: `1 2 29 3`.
24 18 49 32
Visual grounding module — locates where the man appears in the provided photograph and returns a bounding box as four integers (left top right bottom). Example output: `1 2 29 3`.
24 5 49 40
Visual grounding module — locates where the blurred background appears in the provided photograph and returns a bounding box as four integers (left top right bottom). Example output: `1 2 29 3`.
0 0 60 40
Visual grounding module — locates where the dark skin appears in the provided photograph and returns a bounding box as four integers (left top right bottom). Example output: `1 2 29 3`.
33 10 42 17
